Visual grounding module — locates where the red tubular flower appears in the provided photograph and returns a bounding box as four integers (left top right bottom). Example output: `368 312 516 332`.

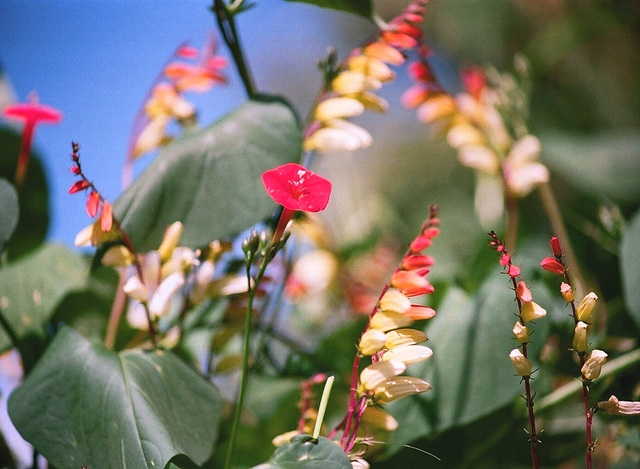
461 66 487 101
101 202 113 232
3 94 63 187
540 256 566 276
86 191 101 218
68 180 90 194
262 163 332 244
550 236 562 257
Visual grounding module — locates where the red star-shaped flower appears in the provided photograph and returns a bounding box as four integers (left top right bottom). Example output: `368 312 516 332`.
262 163 332 243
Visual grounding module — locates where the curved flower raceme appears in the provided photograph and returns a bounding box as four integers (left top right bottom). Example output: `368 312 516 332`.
404 55 550 227
303 0 428 154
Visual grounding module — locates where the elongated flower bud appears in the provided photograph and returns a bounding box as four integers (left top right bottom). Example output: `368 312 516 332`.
148 271 185 319
550 236 562 257
540 256 565 275
158 221 184 261
370 310 414 332
572 321 589 353
509 348 532 376
385 328 428 349
576 292 598 322
379 289 411 313
597 395 640 416
515 281 532 302
382 344 433 365
373 376 431 403
512 321 530 344
360 360 406 391
560 282 574 302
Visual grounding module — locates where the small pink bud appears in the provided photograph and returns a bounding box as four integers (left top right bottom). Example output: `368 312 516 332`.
560 282 574 303
402 254 435 270
409 235 432 252
540 257 565 276
500 253 510 267
507 264 520 278
71 165 81 175
516 281 532 302
550 236 562 257
100 201 113 232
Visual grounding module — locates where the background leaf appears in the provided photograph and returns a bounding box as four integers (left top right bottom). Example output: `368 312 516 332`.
0 177 19 252
114 96 302 252
620 208 640 328
283 0 372 18
9 327 223 469
387 273 553 452
0 128 50 260
253 434 352 469
0 244 87 353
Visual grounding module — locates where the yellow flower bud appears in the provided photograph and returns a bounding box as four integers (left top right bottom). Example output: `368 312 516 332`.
509 348 532 376
373 376 431 403
101 245 134 267
572 321 589 353
520 301 547 323
512 321 530 344
360 405 398 431
385 328 428 349
382 345 433 365
358 329 387 356
560 282 574 303
360 360 406 392
369 310 414 332
347 55 395 82
158 221 184 261
379 289 411 313
581 349 607 380
576 292 598 322
315 97 365 122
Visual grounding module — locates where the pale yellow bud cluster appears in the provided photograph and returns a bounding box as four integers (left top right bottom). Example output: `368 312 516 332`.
567 292 608 381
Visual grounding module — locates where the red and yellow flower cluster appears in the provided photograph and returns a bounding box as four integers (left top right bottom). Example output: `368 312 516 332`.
303 0 428 153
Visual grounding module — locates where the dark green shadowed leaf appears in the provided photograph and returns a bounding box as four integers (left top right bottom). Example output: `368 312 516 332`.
0 128 50 260
114 96 302 251
0 177 19 252
283 0 372 18
8 327 223 469
252 434 352 469
620 209 640 328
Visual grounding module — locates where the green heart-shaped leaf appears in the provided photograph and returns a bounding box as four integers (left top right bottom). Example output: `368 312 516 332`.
9 327 223 469
114 96 301 251
253 434 352 469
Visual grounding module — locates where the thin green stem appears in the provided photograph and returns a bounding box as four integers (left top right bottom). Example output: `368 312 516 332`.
313 376 335 439
224 247 272 469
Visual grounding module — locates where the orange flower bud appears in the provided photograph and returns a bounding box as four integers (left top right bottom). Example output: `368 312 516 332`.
86 191 100 218
516 281 532 302
560 282 574 303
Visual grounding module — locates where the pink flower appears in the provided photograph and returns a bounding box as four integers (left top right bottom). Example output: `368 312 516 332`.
3 93 63 187
540 256 566 276
262 163 332 243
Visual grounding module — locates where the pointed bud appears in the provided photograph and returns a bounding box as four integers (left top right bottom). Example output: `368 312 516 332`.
500 253 510 267
560 282 574 303
68 179 90 194
86 191 100 218
404 304 436 320
516 281 532 302
512 321 530 344
402 254 434 270
520 301 547 323
370 310 414 332
507 264 520 278
385 328 428 349
148 271 185 319
360 360 406 391
382 344 433 365
373 376 431 403
581 349 607 380
158 221 184 261
409 235 432 252
379 289 411 313
550 236 562 257
540 257 566 275
509 348 532 376
358 329 387 356
572 321 589 353
71 165 81 175
576 292 598 322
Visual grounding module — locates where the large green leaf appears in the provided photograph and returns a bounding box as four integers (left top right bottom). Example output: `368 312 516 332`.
620 208 640 328
252 434 352 469
9 327 223 469
283 0 372 18
387 273 552 451
0 243 87 351
0 177 19 252
114 96 302 251
540 130 640 203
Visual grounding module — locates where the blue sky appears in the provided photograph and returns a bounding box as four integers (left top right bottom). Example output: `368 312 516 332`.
1 0 375 248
